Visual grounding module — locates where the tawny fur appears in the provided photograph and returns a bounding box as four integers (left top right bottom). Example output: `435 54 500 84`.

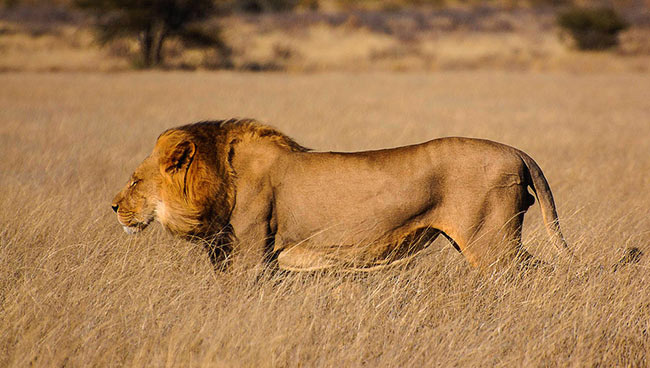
112 119 575 271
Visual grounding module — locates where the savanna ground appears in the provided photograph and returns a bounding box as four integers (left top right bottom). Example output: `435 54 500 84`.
1 71 649 366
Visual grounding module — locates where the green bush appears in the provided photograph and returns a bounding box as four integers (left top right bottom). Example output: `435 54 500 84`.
557 6 628 50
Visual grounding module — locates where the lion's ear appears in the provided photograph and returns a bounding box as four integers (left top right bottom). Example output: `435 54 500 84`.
160 140 196 173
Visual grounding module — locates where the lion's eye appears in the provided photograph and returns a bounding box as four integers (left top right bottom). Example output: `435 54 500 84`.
129 179 140 188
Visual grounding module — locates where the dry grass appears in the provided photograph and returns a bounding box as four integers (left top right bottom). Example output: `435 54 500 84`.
1 71 649 366
0 21 129 72
220 10 650 73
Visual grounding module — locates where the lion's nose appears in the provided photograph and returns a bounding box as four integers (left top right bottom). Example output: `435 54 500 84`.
111 204 119 213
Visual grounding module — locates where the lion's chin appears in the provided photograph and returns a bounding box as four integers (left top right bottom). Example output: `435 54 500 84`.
122 226 142 235
118 215 153 235
121 221 151 235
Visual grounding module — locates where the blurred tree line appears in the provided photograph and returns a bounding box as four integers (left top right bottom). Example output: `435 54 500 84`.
1 0 307 67
72 0 321 67
1 0 638 67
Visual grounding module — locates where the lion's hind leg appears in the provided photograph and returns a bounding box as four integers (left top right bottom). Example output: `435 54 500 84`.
439 186 544 270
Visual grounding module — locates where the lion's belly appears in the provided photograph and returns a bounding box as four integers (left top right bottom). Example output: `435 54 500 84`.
271 149 440 268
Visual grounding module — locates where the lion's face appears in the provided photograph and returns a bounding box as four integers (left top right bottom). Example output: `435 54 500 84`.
112 128 226 238
111 156 162 234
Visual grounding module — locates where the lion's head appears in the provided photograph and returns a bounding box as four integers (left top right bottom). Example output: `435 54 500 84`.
112 121 239 238
112 119 307 240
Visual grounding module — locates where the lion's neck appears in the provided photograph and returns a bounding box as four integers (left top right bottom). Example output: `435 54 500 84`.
230 139 286 179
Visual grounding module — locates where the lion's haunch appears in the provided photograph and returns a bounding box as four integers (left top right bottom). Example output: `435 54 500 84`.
112 119 576 272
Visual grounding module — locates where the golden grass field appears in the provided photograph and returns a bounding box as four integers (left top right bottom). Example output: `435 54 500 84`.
1 71 649 366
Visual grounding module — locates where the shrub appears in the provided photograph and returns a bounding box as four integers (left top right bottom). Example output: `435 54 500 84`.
75 0 220 67
234 0 301 13
557 6 628 50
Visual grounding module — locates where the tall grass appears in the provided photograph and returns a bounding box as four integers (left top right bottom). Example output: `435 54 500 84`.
0 71 648 366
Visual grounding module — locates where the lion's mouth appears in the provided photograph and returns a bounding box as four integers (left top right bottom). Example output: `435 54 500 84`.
117 215 153 235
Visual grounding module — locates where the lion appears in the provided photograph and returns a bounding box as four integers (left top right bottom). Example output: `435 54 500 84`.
112 119 577 272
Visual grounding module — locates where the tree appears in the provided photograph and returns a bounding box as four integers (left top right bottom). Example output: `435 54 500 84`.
236 0 299 13
557 6 628 50
75 0 220 67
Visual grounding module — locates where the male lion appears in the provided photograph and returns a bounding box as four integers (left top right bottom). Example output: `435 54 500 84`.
112 119 576 272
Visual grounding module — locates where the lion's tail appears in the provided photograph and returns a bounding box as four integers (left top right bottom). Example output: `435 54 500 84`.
519 151 577 262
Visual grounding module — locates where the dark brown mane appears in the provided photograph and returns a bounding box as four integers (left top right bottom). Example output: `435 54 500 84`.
162 118 310 153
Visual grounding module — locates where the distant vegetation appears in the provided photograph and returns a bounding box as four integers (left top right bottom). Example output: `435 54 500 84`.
0 0 645 71
73 0 224 67
233 0 305 12
66 0 310 68
0 0 608 11
557 6 628 50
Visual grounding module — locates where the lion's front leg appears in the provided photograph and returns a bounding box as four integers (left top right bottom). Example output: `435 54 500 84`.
228 224 276 278
221 160 278 276
228 193 277 279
